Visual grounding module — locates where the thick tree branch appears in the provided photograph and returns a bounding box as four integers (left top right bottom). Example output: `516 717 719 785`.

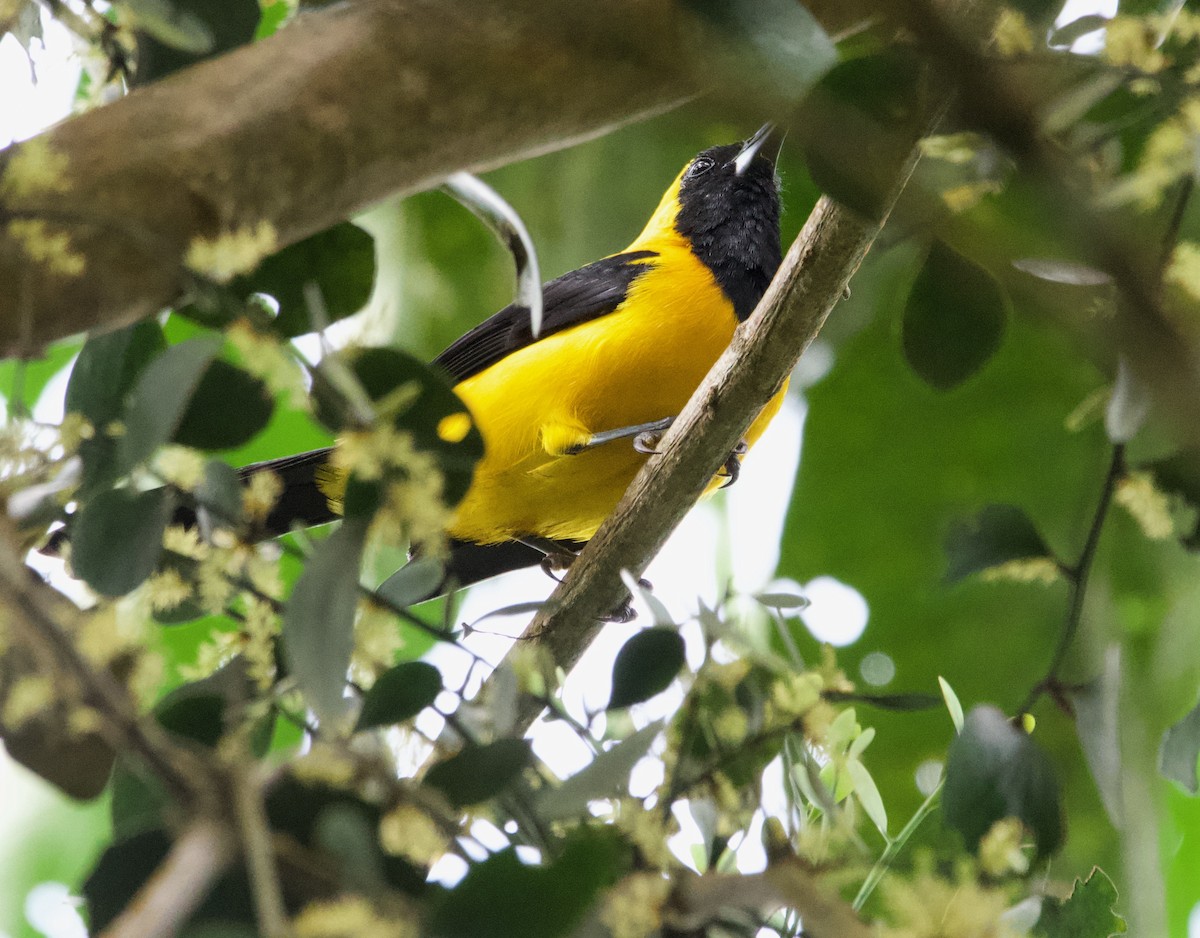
0 0 696 353
506 157 919 731
0 0 878 355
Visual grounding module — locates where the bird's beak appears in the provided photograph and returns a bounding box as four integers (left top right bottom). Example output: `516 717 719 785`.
732 123 784 176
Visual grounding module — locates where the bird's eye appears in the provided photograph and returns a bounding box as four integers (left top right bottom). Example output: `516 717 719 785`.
686 157 714 178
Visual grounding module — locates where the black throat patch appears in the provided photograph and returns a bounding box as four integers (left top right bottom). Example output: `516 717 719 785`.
673 144 782 321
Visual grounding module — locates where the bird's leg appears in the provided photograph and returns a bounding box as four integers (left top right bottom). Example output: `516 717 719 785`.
518 536 652 622
635 424 747 490
518 536 578 581
564 416 675 455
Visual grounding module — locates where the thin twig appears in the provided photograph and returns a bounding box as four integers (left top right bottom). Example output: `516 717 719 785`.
230 761 291 938
1157 176 1195 280
98 819 237 938
1018 444 1125 715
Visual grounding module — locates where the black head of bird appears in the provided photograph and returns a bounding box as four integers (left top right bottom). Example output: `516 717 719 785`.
673 124 784 321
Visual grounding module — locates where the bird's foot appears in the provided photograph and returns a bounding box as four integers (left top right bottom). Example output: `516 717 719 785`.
717 440 749 489
539 550 577 582
634 430 664 455
601 598 638 623
565 417 675 456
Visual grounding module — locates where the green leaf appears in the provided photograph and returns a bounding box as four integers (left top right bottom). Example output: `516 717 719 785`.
237 222 375 337
155 658 273 750
424 739 533 807
118 335 222 474
0 644 116 799
800 49 924 220
355 661 442 732
253 0 290 39
123 0 214 53
1160 698 1200 793
621 569 674 626
1036 867 1127 938
607 627 686 709
942 705 1065 859
173 360 274 451
0 338 83 418
903 242 1009 390
1104 357 1149 444
110 763 169 840
945 504 1053 583
680 0 836 107
72 487 174 596
84 830 174 932
940 677 966 732
754 590 810 610
312 346 484 506
535 722 663 822
282 519 368 727
67 322 167 489
376 556 446 608
84 828 256 933
847 758 888 836
129 0 260 85
431 827 627 938
66 321 166 427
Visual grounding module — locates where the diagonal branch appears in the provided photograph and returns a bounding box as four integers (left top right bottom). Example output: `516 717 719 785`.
98 819 237 938
502 150 922 732
0 520 220 808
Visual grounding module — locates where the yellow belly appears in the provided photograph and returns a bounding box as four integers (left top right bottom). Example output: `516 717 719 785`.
445 244 787 544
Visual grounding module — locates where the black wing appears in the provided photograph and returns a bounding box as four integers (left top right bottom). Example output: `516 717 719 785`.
433 250 658 383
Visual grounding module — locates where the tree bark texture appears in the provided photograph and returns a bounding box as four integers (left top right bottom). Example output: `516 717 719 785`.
0 0 877 355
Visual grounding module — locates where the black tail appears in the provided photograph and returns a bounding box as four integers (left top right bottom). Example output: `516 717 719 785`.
440 537 583 591
237 450 583 597
238 448 339 538
46 447 576 598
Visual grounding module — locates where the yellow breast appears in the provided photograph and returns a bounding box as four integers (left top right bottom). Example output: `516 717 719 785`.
445 243 786 545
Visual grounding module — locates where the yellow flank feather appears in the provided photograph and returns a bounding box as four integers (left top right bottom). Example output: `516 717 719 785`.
442 166 788 545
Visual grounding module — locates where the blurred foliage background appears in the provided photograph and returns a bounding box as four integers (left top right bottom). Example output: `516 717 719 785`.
2 0 1200 936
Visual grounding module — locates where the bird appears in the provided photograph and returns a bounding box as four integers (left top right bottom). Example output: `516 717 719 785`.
242 125 787 598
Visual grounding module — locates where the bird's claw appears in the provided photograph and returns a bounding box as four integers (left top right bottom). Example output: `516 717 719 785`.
634 431 663 455
718 440 748 489
600 599 638 623
539 550 577 582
